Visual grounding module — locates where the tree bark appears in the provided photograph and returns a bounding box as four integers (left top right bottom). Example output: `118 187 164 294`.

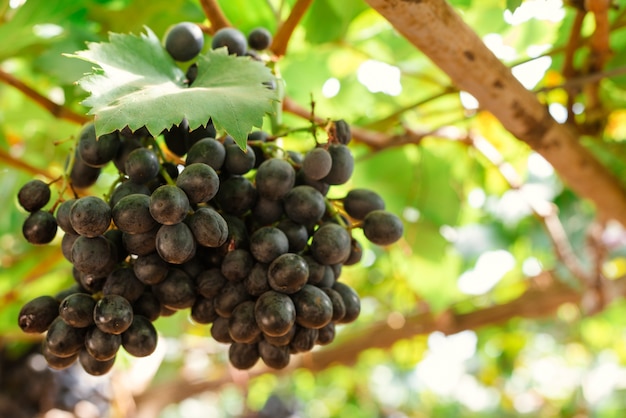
364 0 626 226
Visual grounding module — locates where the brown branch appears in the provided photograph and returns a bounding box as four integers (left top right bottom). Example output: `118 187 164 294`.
0 69 89 125
270 0 314 57
198 0 231 32
0 147 58 180
364 0 626 228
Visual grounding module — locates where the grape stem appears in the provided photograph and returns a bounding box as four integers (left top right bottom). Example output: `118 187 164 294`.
198 0 231 33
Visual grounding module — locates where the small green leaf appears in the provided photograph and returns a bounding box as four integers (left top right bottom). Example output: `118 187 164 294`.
506 0 523 13
68 27 278 148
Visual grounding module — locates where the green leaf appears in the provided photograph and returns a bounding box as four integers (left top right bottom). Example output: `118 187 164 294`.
68 27 278 148
303 0 368 44
506 0 523 13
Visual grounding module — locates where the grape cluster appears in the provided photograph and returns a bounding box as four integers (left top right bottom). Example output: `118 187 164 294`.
16 24 404 376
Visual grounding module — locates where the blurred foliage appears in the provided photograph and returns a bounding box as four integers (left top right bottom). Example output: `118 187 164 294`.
1 0 626 417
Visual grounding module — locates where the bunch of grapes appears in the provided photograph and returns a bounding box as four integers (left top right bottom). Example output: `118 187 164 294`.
16 23 404 375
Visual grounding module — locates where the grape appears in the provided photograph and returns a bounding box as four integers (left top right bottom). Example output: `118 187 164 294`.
45 317 87 358
321 287 346 322
212 27 247 56
289 326 318 353
42 343 78 370
247 27 272 50
22 210 57 245
78 124 121 167
229 342 260 370
163 121 189 157
152 268 196 310
254 290 296 337
79 349 116 376
149 185 190 225
186 137 226 170
70 196 112 237
251 197 284 225
103 266 145 303
362 210 404 246
191 296 218 324
291 285 333 329
93 294 134 334
331 119 351 145
132 253 166 286
156 222 197 264
316 322 336 346
215 176 257 216
221 248 254 281
71 235 115 274
224 143 256 175
196 267 227 299
69 150 101 189
250 226 289 264
264 325 296 346
109 181 151 209
210 316 233 344
73 268 107 294
343 189 384 220
176 163 220 204
119 205 161 236
297 170 330 196
332 281 360 323
276 219 308 252
18 295 59 333
244 262 271 296
186 62 198 85
214 281 250 318
17 179 50 212
121 315 158 357
302 147 332 181
122 227 158 256
124 148 160 184
322 144 354 185
59 293 96 328
186 207 228 248
55 198 78 234
303 255 327 286
228 301 261 343
344 238 363 266
255 158 296 200
267 253 309 294
258 339 290 369
61 233 78 262
310 223 351 265
113 135 142 173
85 326 121 361
133 291 162 322
165 22 204 61
104 228 128 262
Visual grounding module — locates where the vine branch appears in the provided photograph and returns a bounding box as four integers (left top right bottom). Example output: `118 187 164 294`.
270 0 314 57
198 0 231 32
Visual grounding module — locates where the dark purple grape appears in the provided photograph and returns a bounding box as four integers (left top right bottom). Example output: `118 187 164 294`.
59 293 96 328
276 219 308 252
333 281 360 323
61 232 78 262
109 181 151 209
289 326 318 353
214 281 250 318
176 163 220 204
163 121 188 157
42 343 78 370
316 322 336 346
121 315 158 357
85 326 121 361
215 175 257 216
191 296 218 324
104 228 128 262
78 124 121 167
344 238 363 266
165 22 204 61
103 266 145 303
196 267 227 299
56 198 77 234
149 185 190 225
93 294 133 335
362 210 404 246
224 143 256 175
343 189 385 220
69 196 111 237
187 206 229 248
247 27 272 50
22 210 57 245
133 291 162 322
310 223 351 265
71 235 115 274
45 317 87 358
251 197 284 225
112 193 159 234
210 316 233 344
255 290 296 337
264 325 296 346
18 295 59 333
268 253 309 294
228 301 261 343
212 27 247 56
322 143 354 185
221 249 254 281
283 185 326 225
73 268 107 294
18 179 50 212
258 339 290 369
122 227 158 256
229 342 260 370
186 137 225 170
133 252 168 285
125 148 160 184
331 119 351 145
250 226 289 264
79 349 116 376
244 262 271 296
255 158 296 200
290 284 333 329
113 135 142 173
321 287 346 322
156 222 196 264
302 147 332 181
152 268 196 310
69 150 101 189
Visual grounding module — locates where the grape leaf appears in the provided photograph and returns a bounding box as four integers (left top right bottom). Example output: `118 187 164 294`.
68 27 278 148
